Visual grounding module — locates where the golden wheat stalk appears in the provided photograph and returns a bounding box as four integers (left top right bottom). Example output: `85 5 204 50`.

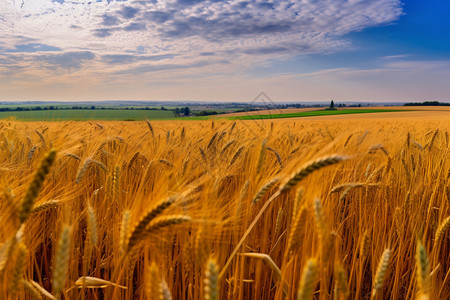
313 198 328 242
256 139 267 174
412 141 423 150
160 278 172 300
120 210 131 254
274 208 283 237
297 258 318 300
144 215 191 235
335 263 350 299
19 149 57 223
220 140 235 155
0 238 15 274
368 144 389 157
75 158 92 184
229 145 245 167
360 230 370 261
92 159 108 173
292 187 304 221
86 203 98 247
287 205 307 255
28 145 37 160
74 276 127 289
242 253 281 282
424 129 439 150
35 130 46 147
10 242 27 297
415 240 430 296
252 177 280 204
279 155 349 192
52 225 71 298
207 132 218 149
434 216 450 244
31 200 61 215
22 280 44 300
126 196 177 252
65 153 80 161
204 258 219 300
371 248 391 299
29 280 57 300
128 152 140 169
266 146 282 167
331 182 380 193
112 165 121 197
145 119 154 137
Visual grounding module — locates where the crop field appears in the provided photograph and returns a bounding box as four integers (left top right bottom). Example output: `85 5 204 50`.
0 109 175 121
230 109 405 120
0 117 449 300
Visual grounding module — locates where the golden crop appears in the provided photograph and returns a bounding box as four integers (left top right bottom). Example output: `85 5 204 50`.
0 118 449 299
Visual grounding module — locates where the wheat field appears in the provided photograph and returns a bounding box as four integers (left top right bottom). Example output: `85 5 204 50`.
0 118 449 299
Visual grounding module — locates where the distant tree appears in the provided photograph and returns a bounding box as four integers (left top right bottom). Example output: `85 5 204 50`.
91 106 96 110
197 110 218 116
358 103 361 107
173 107 180 117
161 106 167 111
330 100 335 109
184 107 190 116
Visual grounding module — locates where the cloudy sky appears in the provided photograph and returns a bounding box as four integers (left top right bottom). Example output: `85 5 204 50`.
0 0 449 102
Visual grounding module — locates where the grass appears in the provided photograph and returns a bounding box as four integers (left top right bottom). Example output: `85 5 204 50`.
0 108 406 122
0 118 449 299
0 109 176 121
231 108 405 120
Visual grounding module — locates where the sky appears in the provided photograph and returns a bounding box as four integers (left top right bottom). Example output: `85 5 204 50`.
0 0 449 102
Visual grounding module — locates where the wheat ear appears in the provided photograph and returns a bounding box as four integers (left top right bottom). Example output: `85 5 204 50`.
297 258 318 300
75 158 92 184
145 120 154 137
360 230 370 261
204 258 219 300
371 249 391 299
256 139 267 174
0 238 15 274
120 210 131 254
279 155 349 192
160 278 173 300
19 149 57 223
52 225 71 298
252 177 280 204
434 216 450 244
126 196 177 252
32 200 61 215
146 262 160 299
145 215 191 235
10 242 27 298
74 276 127 289
92 159 108 173
229 145 245 167
416 240 430 296
335 263 350 299
28 145 37 160
267 146 282 167
86 202 98 247
287 205 308 255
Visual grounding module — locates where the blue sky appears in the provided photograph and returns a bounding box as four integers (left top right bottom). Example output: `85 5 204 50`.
0 0 449 102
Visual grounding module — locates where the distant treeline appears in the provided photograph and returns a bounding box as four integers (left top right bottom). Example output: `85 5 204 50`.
404 101 450 106
0 106 162 112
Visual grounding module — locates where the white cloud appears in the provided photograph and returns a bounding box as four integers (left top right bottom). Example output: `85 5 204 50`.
0 0 406 99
